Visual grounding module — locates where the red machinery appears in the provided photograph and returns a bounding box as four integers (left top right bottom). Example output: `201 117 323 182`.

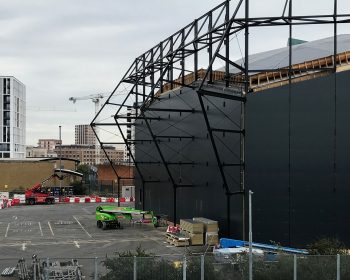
25 174 60 205
25 169 83 205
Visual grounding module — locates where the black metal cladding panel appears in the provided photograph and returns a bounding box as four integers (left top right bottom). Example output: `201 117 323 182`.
145 182 173 215
335 71 350 241
246 71 350 247
290 76 335 245
134 86 243 235
245 88 290 245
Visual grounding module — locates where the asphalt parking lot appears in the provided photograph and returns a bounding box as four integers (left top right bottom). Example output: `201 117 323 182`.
0 203 190 278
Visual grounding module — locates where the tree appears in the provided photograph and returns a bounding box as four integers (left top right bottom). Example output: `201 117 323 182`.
71 164 93 195
307 237 347 255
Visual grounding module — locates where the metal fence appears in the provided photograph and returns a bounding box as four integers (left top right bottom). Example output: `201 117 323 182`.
1 254 350 280
82 180 133 196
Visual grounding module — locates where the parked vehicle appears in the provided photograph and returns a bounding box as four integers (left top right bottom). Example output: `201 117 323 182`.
25 175 58 205
25 169 83 205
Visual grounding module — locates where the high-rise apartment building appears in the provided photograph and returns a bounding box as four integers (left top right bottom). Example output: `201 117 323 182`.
75 124 96 145
0 76 26 159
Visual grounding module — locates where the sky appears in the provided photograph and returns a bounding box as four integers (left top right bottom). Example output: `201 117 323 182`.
1 0 349 145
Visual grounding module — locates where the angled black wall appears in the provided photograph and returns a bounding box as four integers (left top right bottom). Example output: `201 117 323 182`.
135 87 243 237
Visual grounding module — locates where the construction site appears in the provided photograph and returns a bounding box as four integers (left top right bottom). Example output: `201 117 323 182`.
2 0 350 279
92 0 350 248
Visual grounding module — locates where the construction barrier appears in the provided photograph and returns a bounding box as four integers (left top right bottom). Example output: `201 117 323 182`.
5 194 135 206
11 198 21 205
0 198 12 209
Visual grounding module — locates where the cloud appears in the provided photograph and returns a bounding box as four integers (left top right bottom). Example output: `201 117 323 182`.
0 0 349 146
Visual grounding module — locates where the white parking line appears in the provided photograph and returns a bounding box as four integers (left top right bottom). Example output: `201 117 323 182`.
74 241 80 248
82 207 91 214
22 243 26 251
73 216 92 238
38 222 43 236
48 221 54 236
5 223 10 238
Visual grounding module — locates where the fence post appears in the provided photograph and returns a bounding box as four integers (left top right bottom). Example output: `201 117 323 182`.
33 257 37 280
183 255 187 280
46 257 50 280
94 257 98 280
337 254 340 280
200 255 204 280
133 256 137 280
293 254 297 280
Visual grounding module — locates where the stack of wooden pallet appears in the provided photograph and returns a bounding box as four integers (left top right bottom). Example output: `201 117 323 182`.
193 217 219 246
165 232 190 247
180 219 204 245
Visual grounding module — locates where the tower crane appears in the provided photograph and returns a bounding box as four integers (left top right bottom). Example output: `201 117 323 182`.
68 93 104 116
68 93 105 165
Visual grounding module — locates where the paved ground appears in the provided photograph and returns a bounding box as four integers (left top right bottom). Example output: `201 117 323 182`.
0 203 193 278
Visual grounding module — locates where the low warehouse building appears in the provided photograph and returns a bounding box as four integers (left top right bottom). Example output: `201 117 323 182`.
0 158 79 192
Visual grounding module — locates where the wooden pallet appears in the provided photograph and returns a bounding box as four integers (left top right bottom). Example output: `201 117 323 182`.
165 233 190 247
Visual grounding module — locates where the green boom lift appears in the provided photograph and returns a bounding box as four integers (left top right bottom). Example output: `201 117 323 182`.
95 205 167 229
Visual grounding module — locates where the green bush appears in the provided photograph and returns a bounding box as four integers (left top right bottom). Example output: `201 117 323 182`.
100 246 240 280
100 245 181 280
70 181 87 195
100 239 350 280
307 237 347 255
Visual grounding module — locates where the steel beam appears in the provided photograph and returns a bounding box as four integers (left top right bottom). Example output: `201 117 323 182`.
211 128 244 134
147 108 196 113
154 135 194 139
198 89 246 102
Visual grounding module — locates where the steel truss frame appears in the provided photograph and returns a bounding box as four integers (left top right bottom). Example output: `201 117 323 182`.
91 0 348 236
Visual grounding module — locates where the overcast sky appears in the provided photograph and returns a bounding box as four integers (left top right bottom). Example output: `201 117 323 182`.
1 0 349 145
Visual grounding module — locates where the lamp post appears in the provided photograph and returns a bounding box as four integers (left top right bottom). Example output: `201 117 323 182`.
249 190 254 280
59 126 62 188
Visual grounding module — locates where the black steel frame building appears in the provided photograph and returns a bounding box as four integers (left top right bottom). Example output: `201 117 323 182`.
92 0 350 246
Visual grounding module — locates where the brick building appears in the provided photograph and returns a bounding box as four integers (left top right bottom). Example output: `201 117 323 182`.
38 139 61 152
55 145 124 166
0 158 79 191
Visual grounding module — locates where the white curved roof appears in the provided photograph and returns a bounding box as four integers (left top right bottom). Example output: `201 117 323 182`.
222 34 350 73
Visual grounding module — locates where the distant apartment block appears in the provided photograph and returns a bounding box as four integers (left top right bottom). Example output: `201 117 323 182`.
26 146 57 158
38 139 61 152
0 76 26 159
55 145 124 165
75 124 96 145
